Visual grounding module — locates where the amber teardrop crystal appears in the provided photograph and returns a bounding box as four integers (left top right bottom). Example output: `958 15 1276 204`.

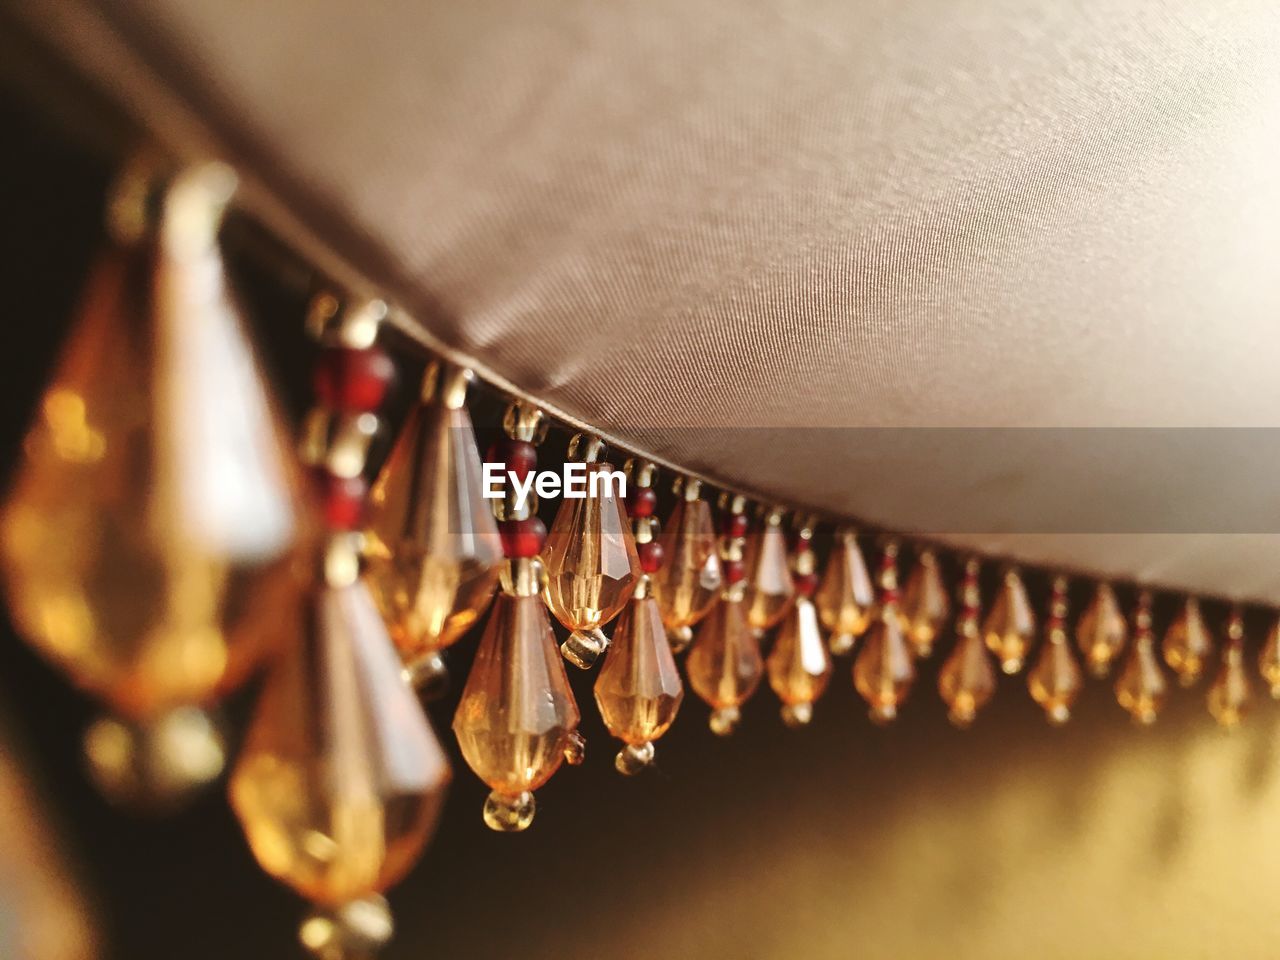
651 486 722 652
594 580 683 772
983 568 1035 675
743 509 794 632
364 364 503 667
687 595 763 735
854 602 915 725
1076 583 1128 678
1027 577 1082 725
0 164 306 719
767 596 832 727
815 529 874 655
1207 613 1251 729
230 579 450 905
1114 594 1167 725
1162 597 1213 687
1259 615 1280 699
938 627 996 730
544 455 641 669
900 549 950 658
453 560 582 829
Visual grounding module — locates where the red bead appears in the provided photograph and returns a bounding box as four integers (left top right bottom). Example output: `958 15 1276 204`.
723 513 749 538
314 346 396 413
627 487 657 518
722 559 746 584
637 540 665 573
316 471 367 531
500 516 547 558
881 588 900 606
793 572 818 597
486 438 538 481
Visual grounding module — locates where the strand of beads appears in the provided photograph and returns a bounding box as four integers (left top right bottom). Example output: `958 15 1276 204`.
452 401 583 831
687 494 764 735
1027 576 1083 725
595 461 684 773
938 558 997 728
854 540 915 724
766 517 832 727
231 299 450 960
984 566 1035 675
1115 590 1168 725
1207 607 1251 729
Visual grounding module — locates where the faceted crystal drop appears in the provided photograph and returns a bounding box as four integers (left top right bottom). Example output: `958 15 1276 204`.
1259 616 1280 699
744 514 795 631
1076 583 1128 678
1162 598 1213 687
452 591 581 804
983 570 1035 675
594 590 683 756
230 581 450 905
853 603 916 724
1208 630 1251 729
1115 634 1168 725
1 167 306 719
900 549 950 658
938 625 997 728
766 597 832 727
543 463 641 667
365 369 503 661
687 597 763 735
815 531 874 655
1028 633 1083 725
651 497 722 648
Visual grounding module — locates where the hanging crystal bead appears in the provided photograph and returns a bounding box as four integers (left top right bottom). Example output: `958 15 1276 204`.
743 507 795 632
543 435 640 669
853 542 915 724
1114 591 1167 725
1027 576 1082 725
1162 596 1213 687
900 548 950 658
815 528 874 656
983 567 1034 675
938 559 996 728
651 478 721 654
766 522 831 727
364 362 503 681
1207 609 1251 729
0 161 308 720
1076 582 1128 678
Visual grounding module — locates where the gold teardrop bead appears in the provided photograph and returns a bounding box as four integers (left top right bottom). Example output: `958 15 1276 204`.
938 621 997 728
767 596 832 727
687 595 763 735
814 530 874 655
900 549 950 658
854 602 915 724
364 366 503 662
983 569 1035 675
1115 634 1167 726
1162 597 1213 687
1076 583 1128 678
743 511 794 631
651 495 722 645
1207 619 1251 729
0 165 308 719
594 587 683 769
453 568 582 830
1028 629 1083 726
543 462 640 668
230 579 451 904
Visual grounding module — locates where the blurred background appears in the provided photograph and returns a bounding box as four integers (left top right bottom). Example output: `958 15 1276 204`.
3 68 1280 960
